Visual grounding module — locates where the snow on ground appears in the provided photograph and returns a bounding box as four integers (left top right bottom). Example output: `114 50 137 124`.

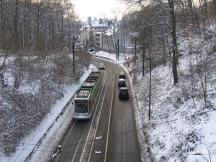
94 50 132 65
133 32 216 161
93 43 216 162
2 41 215 162
91 51 151 162
0 64 96 162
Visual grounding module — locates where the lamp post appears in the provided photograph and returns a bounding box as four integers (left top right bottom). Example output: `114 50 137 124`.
142 44 145 76
130 32 139 63
117 38 119 61
145 57 152 121
72 35 77 75
72 41 75 75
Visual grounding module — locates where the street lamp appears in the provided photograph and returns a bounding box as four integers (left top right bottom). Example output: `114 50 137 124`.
130 32 139 63
145 57 152 121
72 35 77 75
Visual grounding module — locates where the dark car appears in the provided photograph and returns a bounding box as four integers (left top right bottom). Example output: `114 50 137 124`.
118 79 126 88
119 72 126 79
119 87 129 100
88 48 96 54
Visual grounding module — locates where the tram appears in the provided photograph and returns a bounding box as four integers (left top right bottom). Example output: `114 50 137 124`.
73 71 102 120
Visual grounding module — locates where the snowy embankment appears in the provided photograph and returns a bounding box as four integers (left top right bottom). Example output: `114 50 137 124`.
94 26 216 162
133 27 216 161
2 40 214 162
0 63 95 162
93 51 151 162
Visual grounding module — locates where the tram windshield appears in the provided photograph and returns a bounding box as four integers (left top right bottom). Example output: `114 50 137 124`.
75 100 88 113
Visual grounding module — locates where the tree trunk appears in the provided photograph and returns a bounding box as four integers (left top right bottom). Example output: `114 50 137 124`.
168 0 179 85
187 0 195 25
0 0 3 48
36 3 40 49
61 10 64 49
213 0 216 15
14 0 19 51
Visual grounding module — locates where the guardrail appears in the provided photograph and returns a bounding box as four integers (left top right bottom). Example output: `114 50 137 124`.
24 92 75 162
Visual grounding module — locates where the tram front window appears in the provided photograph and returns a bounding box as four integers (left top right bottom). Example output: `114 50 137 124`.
75 101 88 113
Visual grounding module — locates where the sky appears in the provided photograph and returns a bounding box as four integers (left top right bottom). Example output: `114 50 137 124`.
71 0 127 21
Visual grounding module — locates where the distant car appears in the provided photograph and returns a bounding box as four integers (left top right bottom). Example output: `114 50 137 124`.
99 63 105 70
119 72 126 79
119 87 129 100
118 79 126 88
88 48 96 54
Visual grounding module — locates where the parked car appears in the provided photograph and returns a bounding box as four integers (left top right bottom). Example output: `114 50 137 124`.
99 63 105 70
119 87 129 100
88 48 96 54
118 78 126 88
119 72 126 79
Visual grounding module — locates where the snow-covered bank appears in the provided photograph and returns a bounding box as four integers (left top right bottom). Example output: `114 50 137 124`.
133 27 216 161
91 51 151 162
0 62 95 162
92 37 216 162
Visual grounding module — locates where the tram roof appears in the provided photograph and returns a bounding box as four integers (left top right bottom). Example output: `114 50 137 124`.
82 82 96 88
75 90 90 99
89 72 100 78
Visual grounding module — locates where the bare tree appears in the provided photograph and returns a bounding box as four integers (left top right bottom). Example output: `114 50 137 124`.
168 0 179 84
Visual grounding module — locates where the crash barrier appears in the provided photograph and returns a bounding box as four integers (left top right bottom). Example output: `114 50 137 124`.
24 87 80 161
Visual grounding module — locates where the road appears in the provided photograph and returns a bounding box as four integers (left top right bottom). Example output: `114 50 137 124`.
53 57 141 162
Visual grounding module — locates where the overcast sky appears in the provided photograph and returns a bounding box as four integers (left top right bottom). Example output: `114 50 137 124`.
72 0 126 21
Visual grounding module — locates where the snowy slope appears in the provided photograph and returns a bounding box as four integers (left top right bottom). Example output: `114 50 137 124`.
90 33 216 162
133 26 216 161
0 57 95 162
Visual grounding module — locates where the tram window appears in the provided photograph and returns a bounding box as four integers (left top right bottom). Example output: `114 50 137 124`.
75 102 88 113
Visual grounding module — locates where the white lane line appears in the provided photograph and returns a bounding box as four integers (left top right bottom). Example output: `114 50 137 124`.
87 74 109 162
71 73 107 162
104 76 116 162
71 138 82 162
55 104 78 162
79 73 108 162
95 136 102 140
94 151 102 154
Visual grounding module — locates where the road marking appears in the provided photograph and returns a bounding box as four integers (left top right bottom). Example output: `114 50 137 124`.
69 73 107 162
94 151 102 154
95 136 102 140
87 76 109 162
71 138 82 162
79 73 108 162
104 76 116 162
54 104 79 162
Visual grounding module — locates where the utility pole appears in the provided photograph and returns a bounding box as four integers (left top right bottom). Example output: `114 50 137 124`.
149 58 152 121
72 42 75 75
117 38 119 61
146 58 152 121
101 32 104 50
68 23 71 53
135 38 137 63
115 41 117 59
124 34 126 54
142 45 145 76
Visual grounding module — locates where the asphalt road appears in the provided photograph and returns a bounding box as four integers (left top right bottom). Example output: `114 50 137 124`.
54 57 141 162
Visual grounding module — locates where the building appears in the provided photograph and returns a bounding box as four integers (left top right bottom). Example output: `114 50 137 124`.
80 19 139 54
80 20 108 49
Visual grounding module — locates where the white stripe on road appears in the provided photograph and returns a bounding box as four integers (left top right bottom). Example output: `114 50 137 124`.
79 73 108 162
104 76 116 162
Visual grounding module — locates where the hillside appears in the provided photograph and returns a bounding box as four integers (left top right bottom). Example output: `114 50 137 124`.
0 52 90 157
132 22 216 162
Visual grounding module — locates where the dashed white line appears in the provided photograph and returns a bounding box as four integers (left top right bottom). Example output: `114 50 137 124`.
104 76 116 162
79 73 108 162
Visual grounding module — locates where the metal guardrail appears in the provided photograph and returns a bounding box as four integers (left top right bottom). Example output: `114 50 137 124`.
24 86 80 162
